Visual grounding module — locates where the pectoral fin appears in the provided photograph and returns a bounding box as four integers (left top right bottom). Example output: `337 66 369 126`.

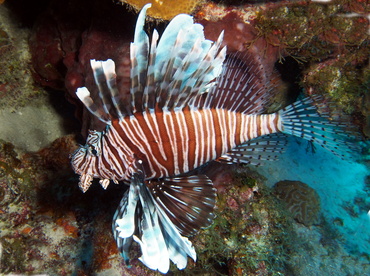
148 175 217 236
112 172 202 273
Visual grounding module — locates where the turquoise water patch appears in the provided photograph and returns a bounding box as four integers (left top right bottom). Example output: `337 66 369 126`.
256 136 370 255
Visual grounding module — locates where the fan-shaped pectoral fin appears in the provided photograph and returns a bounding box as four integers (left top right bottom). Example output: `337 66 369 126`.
112 171 201 273
148 175 217 236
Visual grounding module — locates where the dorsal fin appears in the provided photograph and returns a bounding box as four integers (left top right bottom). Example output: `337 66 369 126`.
76 4 226 120
203 51 278 114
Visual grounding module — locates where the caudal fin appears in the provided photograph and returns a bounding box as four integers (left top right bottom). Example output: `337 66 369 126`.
280 96 360 157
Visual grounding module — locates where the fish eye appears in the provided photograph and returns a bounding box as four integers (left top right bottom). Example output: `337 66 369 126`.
88 144 98 156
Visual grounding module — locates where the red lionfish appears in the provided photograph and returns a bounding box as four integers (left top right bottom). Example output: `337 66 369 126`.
71 3 357 273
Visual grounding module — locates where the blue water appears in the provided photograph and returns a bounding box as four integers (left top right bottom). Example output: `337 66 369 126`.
255 136 370 255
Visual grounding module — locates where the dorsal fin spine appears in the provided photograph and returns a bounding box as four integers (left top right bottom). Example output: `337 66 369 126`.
130 4 151 113
76 87 111 124
101 59 123 118
90 60 112 116
76 4 227 121
143 30 159 110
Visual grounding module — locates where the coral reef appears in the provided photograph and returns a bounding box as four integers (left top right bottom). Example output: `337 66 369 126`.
302 53 370 137
273 180 321 226
119 0 205 20
0 139 82 275
183 164 297 275
196 0 369 131
1 136 369 274
0 4 47 110
252 0 368 61
0 135 164 275
250 0 369 133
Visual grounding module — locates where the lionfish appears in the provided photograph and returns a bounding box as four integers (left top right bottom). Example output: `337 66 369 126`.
71 4 356 273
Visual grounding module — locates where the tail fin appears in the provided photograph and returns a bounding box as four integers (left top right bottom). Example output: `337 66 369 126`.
279 96 360 157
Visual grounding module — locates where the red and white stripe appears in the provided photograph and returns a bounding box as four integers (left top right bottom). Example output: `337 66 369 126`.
98 108 283 180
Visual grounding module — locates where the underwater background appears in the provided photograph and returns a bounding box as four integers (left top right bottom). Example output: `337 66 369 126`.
0 0 369 275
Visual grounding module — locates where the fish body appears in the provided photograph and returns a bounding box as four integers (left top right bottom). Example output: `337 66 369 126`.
73 108 282 184
71 4 357 273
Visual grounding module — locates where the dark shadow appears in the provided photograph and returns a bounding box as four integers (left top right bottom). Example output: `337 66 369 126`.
45 88 82 135
274 56 303 102
4 0 52 28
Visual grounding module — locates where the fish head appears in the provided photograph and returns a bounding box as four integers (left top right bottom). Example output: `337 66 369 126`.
70 130 108 192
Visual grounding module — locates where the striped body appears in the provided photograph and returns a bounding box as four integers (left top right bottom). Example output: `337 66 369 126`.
86 108 282 181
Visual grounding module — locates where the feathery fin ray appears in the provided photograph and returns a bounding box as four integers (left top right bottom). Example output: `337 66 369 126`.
113 172 200 273
203 51 278 114
78 3 226 120
217 133 287 165
148 175 217 236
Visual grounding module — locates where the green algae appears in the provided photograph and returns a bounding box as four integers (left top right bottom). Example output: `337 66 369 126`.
252 0 369 135
178 168 296 275
302 52 369 114
0 6 48 111
254 0 368 62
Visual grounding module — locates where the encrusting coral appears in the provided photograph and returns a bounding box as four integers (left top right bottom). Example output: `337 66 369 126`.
0 139 81 275
118 0 205 20
177 164 297 275
302 55 370 137
273 180 321 227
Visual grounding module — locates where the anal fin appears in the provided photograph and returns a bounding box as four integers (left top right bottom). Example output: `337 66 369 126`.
217 133 287 166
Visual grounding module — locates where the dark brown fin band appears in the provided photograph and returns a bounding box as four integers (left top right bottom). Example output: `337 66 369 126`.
148 175 217 237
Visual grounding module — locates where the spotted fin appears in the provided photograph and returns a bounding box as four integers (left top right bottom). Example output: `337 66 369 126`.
280 96 360 157
153 17 225 111
76 4 226 121
132 4 226 112
217 133 287 165
148 175 217 236
113 173 197 273
204 52 278 114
